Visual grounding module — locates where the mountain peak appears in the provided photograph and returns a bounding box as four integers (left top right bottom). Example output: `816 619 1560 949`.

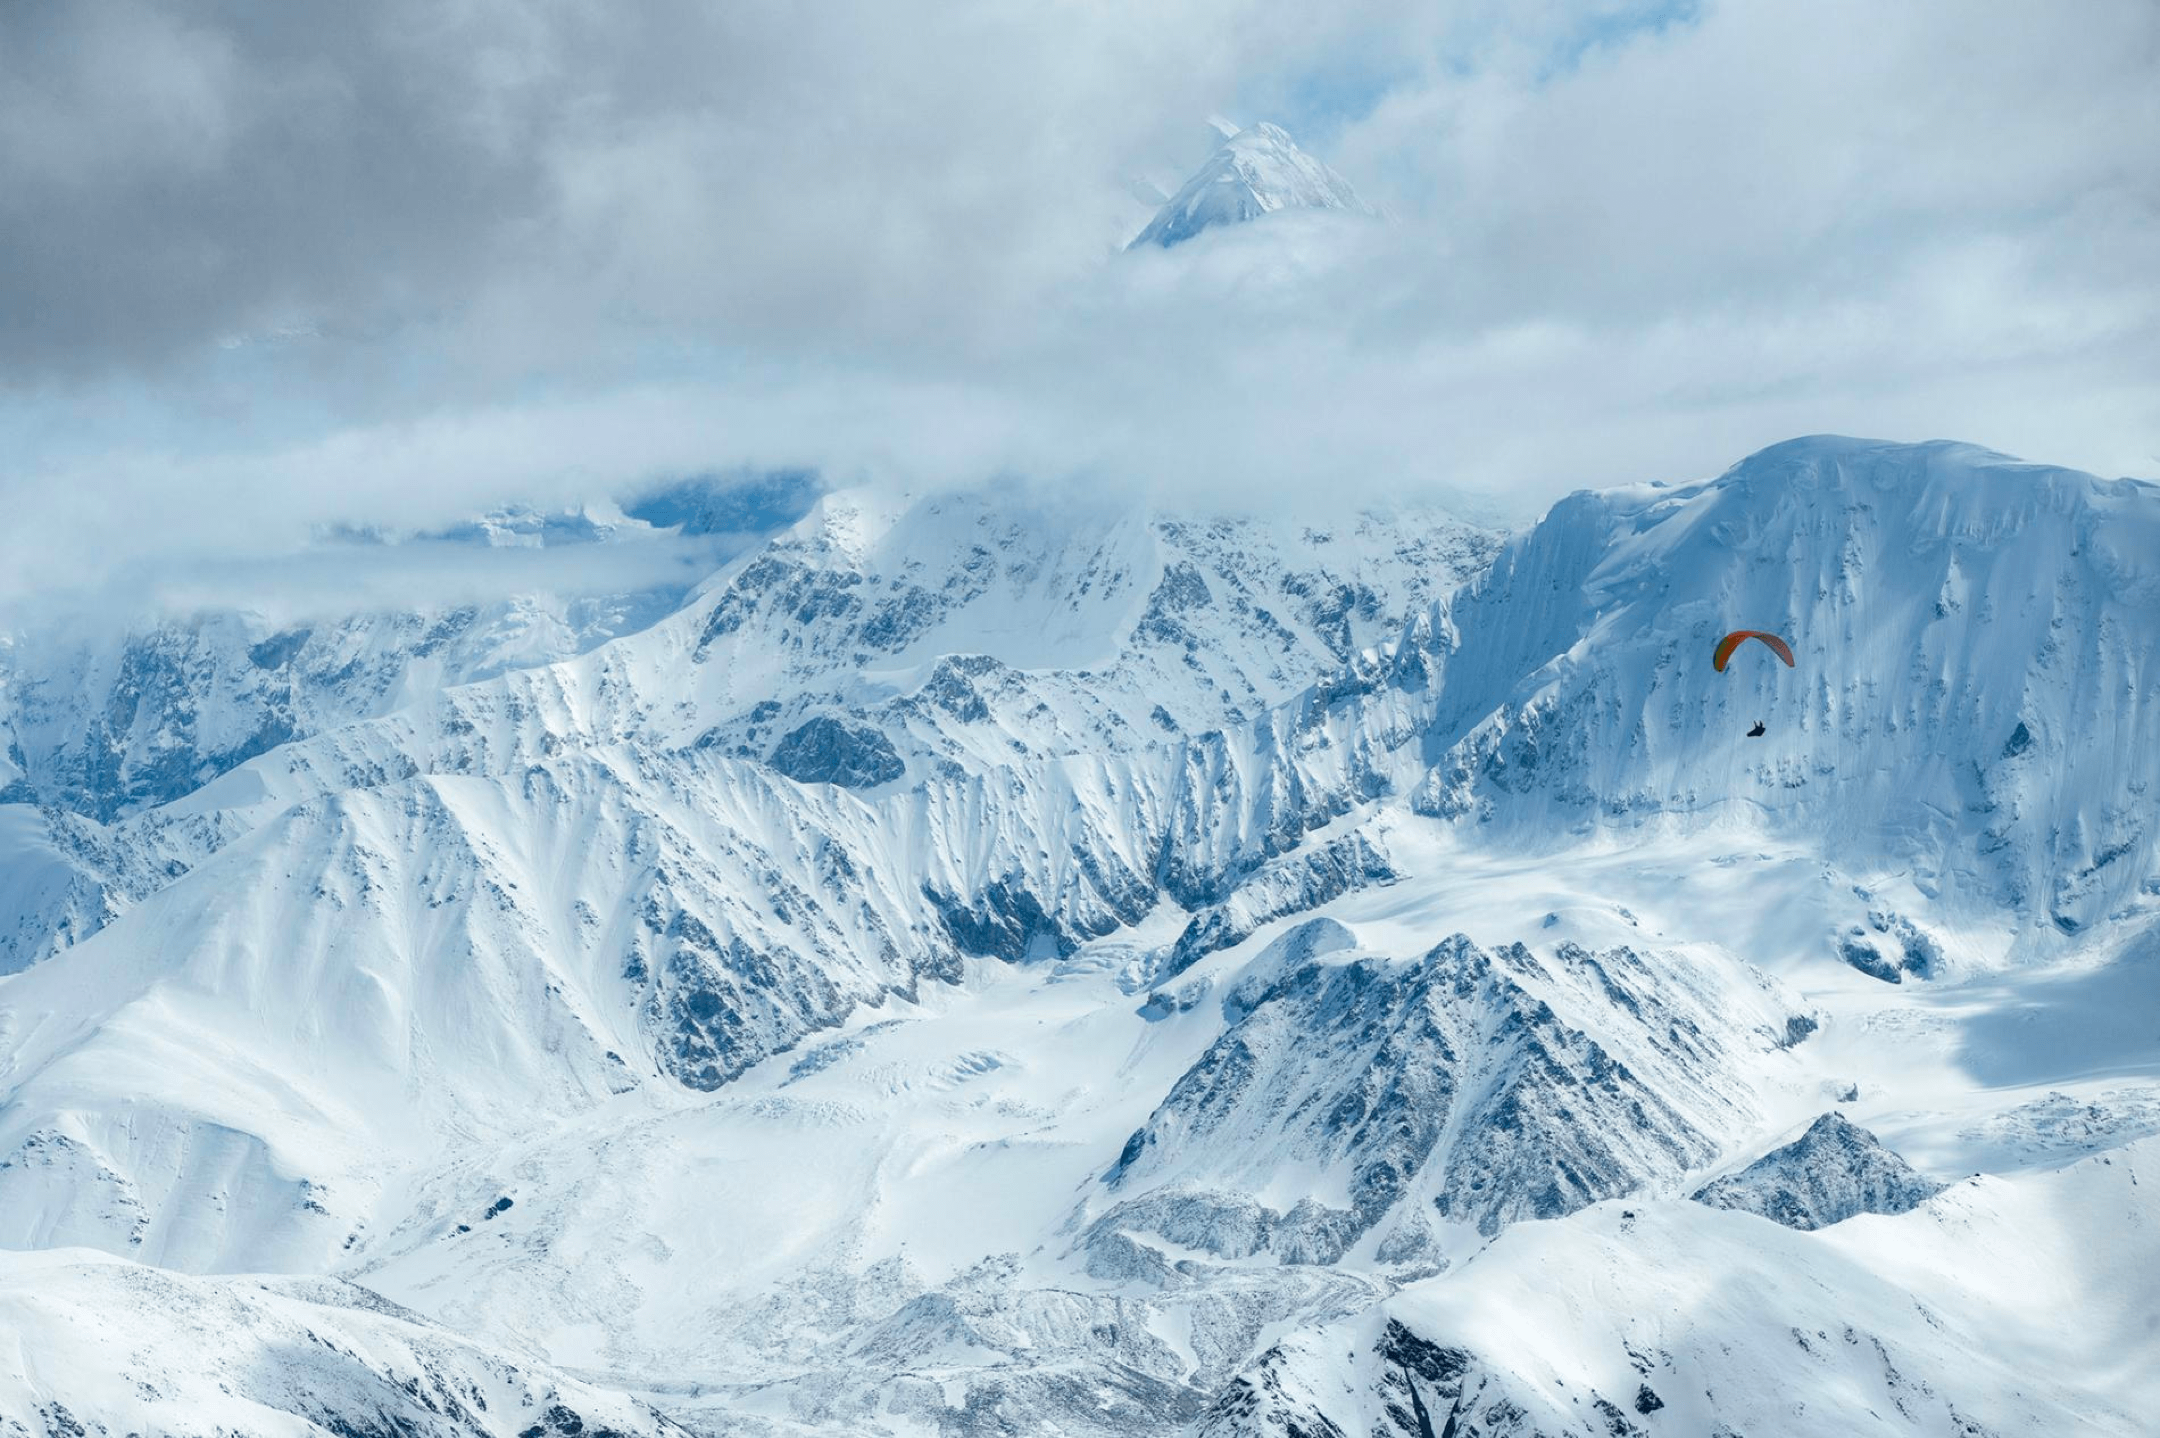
1693 1112 1944 1230
1128 122 1373 250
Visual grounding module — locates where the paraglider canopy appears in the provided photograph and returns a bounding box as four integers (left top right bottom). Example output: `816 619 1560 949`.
1713 629 1795 672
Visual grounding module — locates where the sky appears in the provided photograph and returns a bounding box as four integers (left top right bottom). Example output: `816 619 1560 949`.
1 0 2155 615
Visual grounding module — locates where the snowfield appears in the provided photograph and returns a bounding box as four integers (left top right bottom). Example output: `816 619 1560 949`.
1 435 2157 1435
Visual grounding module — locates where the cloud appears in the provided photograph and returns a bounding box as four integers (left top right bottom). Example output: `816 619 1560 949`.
0 2 547 379
90 528 741 631
0 474 815 632
0 0 2154 618
0 0 1366 382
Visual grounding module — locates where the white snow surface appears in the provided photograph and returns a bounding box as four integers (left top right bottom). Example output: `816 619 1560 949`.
0 437 2156 1435
0 1247 689 1437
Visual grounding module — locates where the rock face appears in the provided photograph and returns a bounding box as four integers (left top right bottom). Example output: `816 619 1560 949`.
1096 932 1800 1262
767 715 906 787
1837 910 1943 983
1693 1112 1944 1230
1197 1320 1476 1438
1130 122 1374 249
1163 831 1397 977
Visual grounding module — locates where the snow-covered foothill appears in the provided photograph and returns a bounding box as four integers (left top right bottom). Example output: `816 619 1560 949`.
0 1248 688 1437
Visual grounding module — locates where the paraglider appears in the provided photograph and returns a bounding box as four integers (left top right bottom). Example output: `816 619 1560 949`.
1713 629 1796 672
1715 629 1793 737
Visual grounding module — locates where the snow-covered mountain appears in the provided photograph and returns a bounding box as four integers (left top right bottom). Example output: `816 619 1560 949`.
1099 928 1800 1257
1129 123 1375 249
1692 1110 1942 1229
1412 435 2160 946
2 437 2156 1435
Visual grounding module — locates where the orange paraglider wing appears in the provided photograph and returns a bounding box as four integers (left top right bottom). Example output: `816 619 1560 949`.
1713 629 1795 672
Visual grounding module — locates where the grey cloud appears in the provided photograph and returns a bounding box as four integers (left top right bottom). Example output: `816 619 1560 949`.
0 0 2154 614
0 0 1397 383
1 1 558 378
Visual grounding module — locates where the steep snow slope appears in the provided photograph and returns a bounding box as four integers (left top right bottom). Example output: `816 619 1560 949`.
1416 436 2160 943
1130 123 1374 249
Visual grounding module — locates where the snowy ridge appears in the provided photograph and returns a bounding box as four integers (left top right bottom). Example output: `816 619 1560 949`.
0 492 1492 977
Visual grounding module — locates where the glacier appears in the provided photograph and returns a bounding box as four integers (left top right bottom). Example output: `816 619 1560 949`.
0 436 2156 1435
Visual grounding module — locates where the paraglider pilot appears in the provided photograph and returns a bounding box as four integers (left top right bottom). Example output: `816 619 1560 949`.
1715 630 1793 741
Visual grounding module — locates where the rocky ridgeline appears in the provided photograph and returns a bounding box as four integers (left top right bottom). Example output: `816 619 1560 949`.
1093 926 1802 1268
0 489 1494 981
